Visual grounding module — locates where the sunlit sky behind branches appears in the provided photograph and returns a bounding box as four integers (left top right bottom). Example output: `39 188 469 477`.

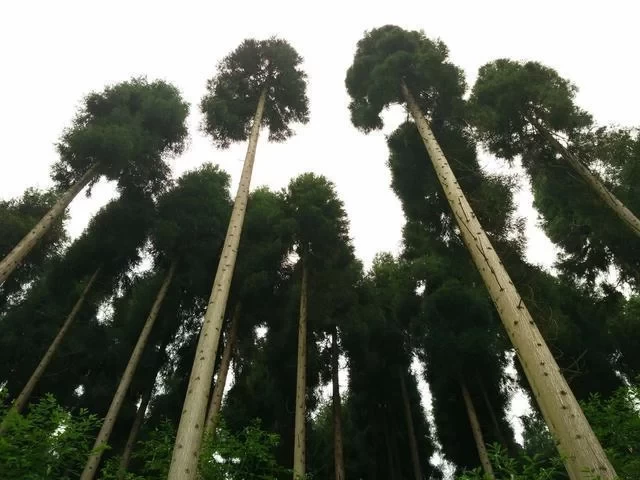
2 0 639 271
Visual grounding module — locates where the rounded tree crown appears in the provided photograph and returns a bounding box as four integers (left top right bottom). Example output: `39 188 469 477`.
345 25 466 132
153 163 232 266
54 77 189 194
201 38 309 148
469 59 592 158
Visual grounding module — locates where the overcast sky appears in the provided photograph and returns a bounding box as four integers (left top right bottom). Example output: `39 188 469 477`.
2 0 639 270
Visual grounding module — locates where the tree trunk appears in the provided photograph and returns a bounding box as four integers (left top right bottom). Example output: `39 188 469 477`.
460 380 495 478
0 266 100 435
117 380 154 479
204 302 241 437
383 413 397 480
399 371 423 480
168 88 267 480
478 380 509 450
530 117 640 239
0 164 99 287
293 262 308 479
331 326 345 480
80 260 177 480
401 81 616 479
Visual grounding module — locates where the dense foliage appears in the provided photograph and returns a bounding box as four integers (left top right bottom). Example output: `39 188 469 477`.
1 27 639 480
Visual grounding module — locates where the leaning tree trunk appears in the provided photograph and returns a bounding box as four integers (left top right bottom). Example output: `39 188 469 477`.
80 260 177 480
331 325 345 480
204 303 241 437
293 262 308 480
0 266 100 435
401 81 616 479
117 379 154 479
168 88 267 480
529 117 640 239
0 164 99 286
460 380 495 479
399 371 423 480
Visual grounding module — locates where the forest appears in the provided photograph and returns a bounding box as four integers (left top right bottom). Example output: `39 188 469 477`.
1 25 639 480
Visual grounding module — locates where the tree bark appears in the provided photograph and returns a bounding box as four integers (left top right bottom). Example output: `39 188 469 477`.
0 267 100 437
478 380 509 450
383 413 397 480
529 117 640 239
204 303 241 437
168 88 267 480
0 164 99 287
80 260 176 480
401 81 616 479
399 371 423 480
331 326 346 480
117 380 154 479
293 262 308 479
460 380 495 478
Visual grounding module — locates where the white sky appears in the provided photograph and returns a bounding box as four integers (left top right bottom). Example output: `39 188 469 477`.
2 0 639 270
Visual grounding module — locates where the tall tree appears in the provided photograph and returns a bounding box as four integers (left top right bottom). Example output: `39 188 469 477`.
345 25 615 478
169 38 308 480
470 59 640 238
0 78 188 286
0 193 154 428
285 173 353 479
80 164 232 479
0 188 67 310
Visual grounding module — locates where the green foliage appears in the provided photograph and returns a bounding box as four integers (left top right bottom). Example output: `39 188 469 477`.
53 77 189 195
346 25 466 132
0 392 101 479
0 188 68 309
456 443 565 480
469 59 591 159
201 38 309 147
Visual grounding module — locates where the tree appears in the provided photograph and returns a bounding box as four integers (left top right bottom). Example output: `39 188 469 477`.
285 173 353 479
346 25 615 479
0 188 68 310
0 78 188 286
470 60 640 284
81 164 232 479
0 193 155 430
169 38 308 480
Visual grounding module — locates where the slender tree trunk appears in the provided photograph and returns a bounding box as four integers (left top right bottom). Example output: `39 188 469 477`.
478 380 509 450
399 371 423 480
383 414 397 480
168 88 267 480
460 380 495 479
117 381 154 479
0 164 99 286
0 266 100 435
529 117 640 239
293 262 308 479
204 303 241 437
331 326 345 480
401 81 616 479
80 260 177 480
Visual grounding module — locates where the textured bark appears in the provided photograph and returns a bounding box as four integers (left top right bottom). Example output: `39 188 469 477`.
168 88 267 480
204 303 241 437
401 81 616 479
461 381 495 478
117 382 154 479
293 262 308 479
530 117 640 239
81 260 177 480
0 164 99 286
0 267 100 436
331 326 345 480
399 372 423 480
